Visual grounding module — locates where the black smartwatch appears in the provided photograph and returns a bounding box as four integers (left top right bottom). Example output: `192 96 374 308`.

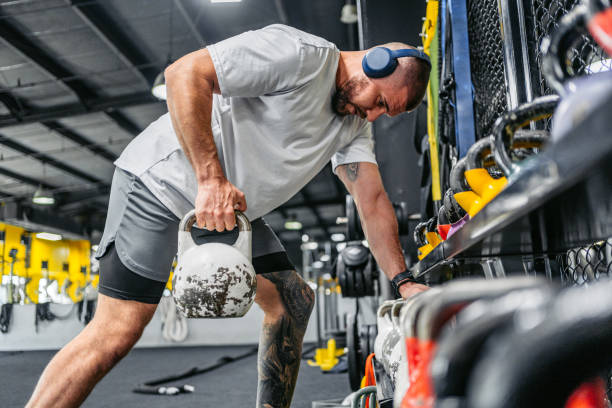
390 270 423 298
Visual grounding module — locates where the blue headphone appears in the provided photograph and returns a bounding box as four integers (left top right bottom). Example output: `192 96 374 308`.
362 47 431 78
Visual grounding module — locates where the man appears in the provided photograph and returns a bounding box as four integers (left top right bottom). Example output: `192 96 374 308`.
27 24 429 407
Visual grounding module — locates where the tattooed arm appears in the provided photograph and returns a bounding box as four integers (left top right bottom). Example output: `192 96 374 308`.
337 162 428 297
257 271 315 408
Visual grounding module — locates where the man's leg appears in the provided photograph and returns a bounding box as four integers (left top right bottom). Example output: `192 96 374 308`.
26 294 157 408
255 270 315 408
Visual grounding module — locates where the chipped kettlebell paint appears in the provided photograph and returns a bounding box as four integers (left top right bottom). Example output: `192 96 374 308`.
172 210 257 318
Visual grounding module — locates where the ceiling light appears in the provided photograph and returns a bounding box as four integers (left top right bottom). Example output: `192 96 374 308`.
312 261 324 269
320 254 331 262
331 233 345 242
301 242 318 251
151 72 166 100
301 234 310 243
336 217 348 225
36 232 62 241
32 186 55 206
284 214 302 231
340 4 358 24
336 242 347 252
362 240 369 248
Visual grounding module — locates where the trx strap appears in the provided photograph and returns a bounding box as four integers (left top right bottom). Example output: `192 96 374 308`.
422 0 442 202
133 347 258 396
448 0 476 158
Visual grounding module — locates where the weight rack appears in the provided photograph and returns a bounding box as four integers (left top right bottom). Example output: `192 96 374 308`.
414 0 612 286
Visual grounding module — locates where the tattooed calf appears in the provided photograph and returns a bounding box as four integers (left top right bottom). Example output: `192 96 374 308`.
257 270 315 408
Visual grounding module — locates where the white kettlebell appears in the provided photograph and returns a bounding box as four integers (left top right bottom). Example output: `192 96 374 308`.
172 210 257 318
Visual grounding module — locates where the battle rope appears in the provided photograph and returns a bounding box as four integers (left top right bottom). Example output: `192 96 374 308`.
0 303 13 333
133 347 258 396
158 296 188 343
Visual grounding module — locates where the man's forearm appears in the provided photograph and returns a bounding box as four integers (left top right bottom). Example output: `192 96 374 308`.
165 58 224 182
359 192 406 281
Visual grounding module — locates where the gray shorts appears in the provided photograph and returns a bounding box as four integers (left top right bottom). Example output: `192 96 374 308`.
95 168 294 283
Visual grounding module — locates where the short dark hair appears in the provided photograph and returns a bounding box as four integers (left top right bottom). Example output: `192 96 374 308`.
404 58 430 112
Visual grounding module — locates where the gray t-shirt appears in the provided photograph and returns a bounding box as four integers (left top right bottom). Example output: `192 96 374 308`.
115 24 376 220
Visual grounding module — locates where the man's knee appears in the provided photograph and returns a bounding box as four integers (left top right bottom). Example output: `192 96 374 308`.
88 294 156 366
258 270 315 327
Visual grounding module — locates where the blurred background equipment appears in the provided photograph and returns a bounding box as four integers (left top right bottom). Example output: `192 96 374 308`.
0 0 610 407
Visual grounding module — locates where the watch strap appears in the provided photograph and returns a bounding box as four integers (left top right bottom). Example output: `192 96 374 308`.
391 270 422 298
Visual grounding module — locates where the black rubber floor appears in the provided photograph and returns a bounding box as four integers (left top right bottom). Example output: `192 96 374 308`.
1 344 350 407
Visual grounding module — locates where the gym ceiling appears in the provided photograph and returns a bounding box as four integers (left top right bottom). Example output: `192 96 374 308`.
0 0 359 244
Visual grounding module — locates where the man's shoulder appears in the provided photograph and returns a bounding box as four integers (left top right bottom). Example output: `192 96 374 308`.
260 24 337 51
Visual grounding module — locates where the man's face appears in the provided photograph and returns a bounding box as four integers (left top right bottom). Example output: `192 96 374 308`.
332 75 409 122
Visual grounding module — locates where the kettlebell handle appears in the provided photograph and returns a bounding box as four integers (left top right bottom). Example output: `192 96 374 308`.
177 209 253 262
179 209 252 234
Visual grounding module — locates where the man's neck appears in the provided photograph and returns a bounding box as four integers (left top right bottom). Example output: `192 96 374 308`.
336 51 363 88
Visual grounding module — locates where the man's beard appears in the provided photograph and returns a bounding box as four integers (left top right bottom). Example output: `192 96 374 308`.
332 77 368 117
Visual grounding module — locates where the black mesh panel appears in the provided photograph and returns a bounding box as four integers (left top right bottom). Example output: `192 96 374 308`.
467 0 508 140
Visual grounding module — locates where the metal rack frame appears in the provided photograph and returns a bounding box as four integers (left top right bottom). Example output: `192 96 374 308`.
414 119 611 282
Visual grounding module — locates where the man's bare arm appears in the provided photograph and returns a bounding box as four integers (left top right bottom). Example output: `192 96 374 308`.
337 162 428 298
165 49 246 231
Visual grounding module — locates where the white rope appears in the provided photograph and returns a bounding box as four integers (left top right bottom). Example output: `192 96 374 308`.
159 295 188 343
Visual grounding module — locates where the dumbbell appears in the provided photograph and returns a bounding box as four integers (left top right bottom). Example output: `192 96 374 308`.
453 137 507 218
453 100 557 219
492 96 559 177
416 216 441 260
400 277 545 408
541 4 590 96
441 159 470 239
437 205 451 241
432 285 556 402
466 278 612 408
587 0 612 56
413 221 428 247
374 300 413 395
395 289 442 406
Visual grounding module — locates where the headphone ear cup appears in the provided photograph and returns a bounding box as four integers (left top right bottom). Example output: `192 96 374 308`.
363 47 396 78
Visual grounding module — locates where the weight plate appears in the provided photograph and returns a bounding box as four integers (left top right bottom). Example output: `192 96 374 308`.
363 259 375 297
414 222 428 246
359 324 369 369
345 266 355 298
368 325 378 358
347 314 362 391
353 268 364 297
337 257 348 296
426 216 439 233
346 195 365 241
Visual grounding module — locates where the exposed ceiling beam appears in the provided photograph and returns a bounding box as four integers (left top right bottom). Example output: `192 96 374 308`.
41 121 118 162
174 0 206 47
67 0 158 88
279 196 343 210
0 92 161 128
59 198 108 215
104 109 142 137
0 15 97 103
299 189 331 238
0 93 24 118
0 166 54 189
0 88 122 164
0 188 15 198
57 190 109 210
0 133 107 185
274 0 290 25
0 15 152 134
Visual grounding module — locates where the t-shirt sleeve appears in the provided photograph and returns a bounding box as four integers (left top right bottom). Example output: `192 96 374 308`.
331 121 377 173
207 25 304 97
